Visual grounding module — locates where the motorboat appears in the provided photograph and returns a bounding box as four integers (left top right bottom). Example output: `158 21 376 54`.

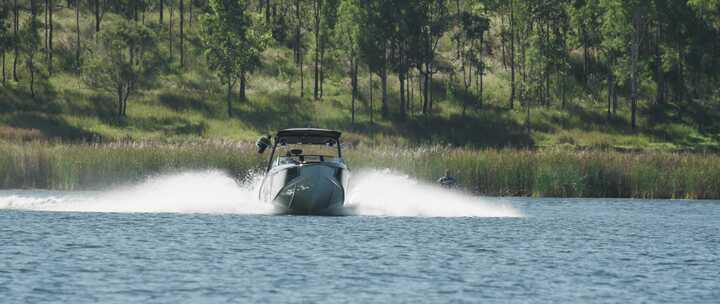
256 128 350 214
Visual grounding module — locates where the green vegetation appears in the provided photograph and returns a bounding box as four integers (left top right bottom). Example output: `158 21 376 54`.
0 1 719 196
2 141 719 199
0 1 717 150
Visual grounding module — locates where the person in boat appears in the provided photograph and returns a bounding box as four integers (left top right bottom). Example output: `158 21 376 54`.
438 169 457 189
256 135 272 153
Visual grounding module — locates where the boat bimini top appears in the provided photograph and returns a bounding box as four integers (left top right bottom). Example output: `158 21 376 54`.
257 128 344 171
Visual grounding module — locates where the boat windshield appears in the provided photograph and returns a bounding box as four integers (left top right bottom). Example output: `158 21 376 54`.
273 143 340 166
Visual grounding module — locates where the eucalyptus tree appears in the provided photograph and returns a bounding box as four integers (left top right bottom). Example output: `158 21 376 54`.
74 0 80 68
83 18 160 116
599 0 653 129
93 0 101 34
45 0 53 74
312 0 321 99
358 0 396 118
335 0 361 124
179 0 184 68
311 0 339 99
0 1 11 85
24 0 41 98
391 0 416 119
292 0 307 97
318 0 338 98
568 0 602 83
200 0 269 116
12 0 18 81
406 0 449 115
458 7 489 115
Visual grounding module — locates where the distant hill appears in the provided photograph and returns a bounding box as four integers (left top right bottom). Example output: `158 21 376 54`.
0 1 718 151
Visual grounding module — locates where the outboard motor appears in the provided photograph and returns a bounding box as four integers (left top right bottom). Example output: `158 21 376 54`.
256 135 272 154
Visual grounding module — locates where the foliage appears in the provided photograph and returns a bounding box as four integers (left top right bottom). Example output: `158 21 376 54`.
83 18 160 116
0 0 719 153
200 0 270 115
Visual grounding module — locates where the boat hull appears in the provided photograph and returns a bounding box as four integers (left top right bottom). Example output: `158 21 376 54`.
259 163 349 214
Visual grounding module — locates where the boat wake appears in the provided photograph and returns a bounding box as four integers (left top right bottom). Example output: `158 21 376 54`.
0 170 522 217
344 169 521 217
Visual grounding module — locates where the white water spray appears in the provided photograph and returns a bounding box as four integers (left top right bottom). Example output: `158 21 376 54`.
345 169 521 217
0 170 521 217
0 171 272 214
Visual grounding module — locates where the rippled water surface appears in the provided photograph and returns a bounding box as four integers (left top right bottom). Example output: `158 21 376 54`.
1 178 719 303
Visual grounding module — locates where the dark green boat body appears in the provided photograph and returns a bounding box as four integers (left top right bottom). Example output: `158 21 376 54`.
258 128 350 215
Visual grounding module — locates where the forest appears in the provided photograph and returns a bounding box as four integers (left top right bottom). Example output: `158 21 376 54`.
0 0 719 150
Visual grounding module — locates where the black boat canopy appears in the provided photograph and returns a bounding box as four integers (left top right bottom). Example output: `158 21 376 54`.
275 128 341 145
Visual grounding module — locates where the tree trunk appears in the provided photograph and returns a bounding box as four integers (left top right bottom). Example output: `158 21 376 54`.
13 0 18 81
583 28 589 79
351 58 357 125
29 56 35 98
409 71 414 114
500 15 507 70
630 8 642 130
45 0 48 62
117 86 124 116
479 35 484 108
455 0 461 60
2 52 5 85
520 26 527 108
607 68 613 120
562 71 567 109
94 0 100 33
294 0 302 97
429 70 433 111
169 2 174 58
654 21 664 105
612 83 617 115
294 0 300 65
461 49 470 116
369 70 373 124
313 0 319 100
265 0 270 24
240 69 246 101
160 0 164 25
320 47 324 98
544 23 550 107
189 0 193 27
122 85 130 116
29 0 37 97
479 63 484 108
75 0 80 68
180 0 184 68
226 82 234 116
508 0 515 109
48 0 53 74
526 90 531 134
399 71 406 119
299 47 304 97
422 67 429 115
380 68 388 118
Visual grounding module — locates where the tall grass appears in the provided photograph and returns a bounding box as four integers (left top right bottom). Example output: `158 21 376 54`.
0 141 264 190
1 141 719 199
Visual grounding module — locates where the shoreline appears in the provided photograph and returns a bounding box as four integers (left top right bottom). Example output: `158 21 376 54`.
1 141 719 199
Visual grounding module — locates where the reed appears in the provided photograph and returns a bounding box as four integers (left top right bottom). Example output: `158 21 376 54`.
1 141 719 199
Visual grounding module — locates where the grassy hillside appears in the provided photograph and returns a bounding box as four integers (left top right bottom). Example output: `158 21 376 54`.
1 5 718 152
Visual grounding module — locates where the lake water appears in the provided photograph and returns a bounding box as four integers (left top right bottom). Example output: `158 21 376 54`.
1 171 718 303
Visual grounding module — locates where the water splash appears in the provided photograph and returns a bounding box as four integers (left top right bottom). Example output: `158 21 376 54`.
0 171 272 214
0 169 521 217
345 169 522 217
